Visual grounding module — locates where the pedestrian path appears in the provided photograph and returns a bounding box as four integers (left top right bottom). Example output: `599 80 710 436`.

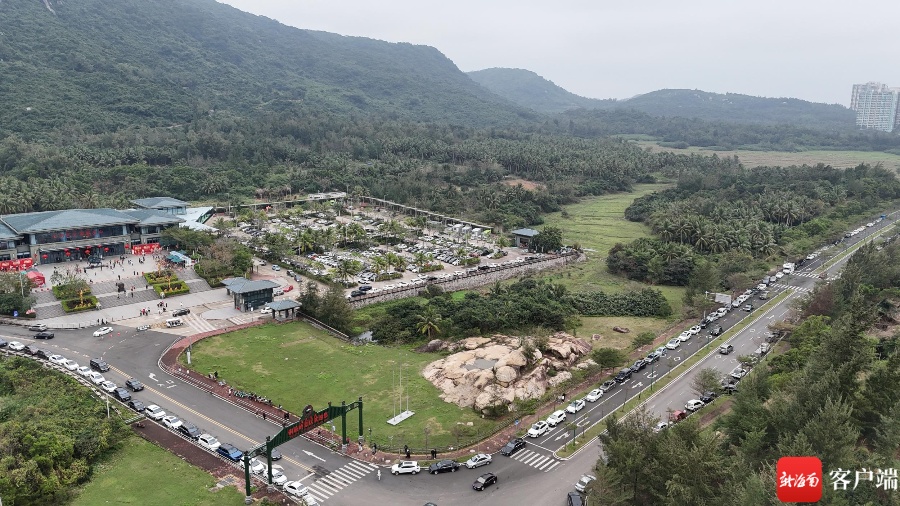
510 449 561 472
791 272 820 279
771 283 811 293
306 460 379 503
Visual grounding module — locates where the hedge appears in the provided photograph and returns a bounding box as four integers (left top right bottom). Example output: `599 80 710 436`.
419 263 444 273
375 272 403 282
567 288 673 317
61 295 99 313
153 281 190 297
144 270 179 284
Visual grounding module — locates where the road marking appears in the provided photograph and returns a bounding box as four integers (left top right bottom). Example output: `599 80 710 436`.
304 450 325 462
545 461 560 472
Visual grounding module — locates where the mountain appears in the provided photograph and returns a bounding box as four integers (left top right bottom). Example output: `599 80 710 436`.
0 0 536 138
467 68 614 114
468 68 856 131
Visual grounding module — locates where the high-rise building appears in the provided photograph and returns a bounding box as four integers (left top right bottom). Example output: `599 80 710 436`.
850 82 900 133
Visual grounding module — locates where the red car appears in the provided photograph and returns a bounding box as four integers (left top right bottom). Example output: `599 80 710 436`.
283 285 294 293
669 410 688 423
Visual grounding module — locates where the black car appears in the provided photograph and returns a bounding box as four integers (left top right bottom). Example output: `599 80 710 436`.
0 338 7 348
428 459 460 474
645 351 662 363
27 324 48 332
24 345 39 356
35 349 51 360
125 378 145 392
567 491 585 506
710 326 724 336
472 472 497 491
90 358 110 372
359 285 373 292
699 320 709 329
172 308 190 317
34 331 55 339
500 437 526 456
629 359 647 373
113 388 132 402
699 391 718 404
179 423 202 440
614 368 632 383
127 399 146 412
350 290 364 297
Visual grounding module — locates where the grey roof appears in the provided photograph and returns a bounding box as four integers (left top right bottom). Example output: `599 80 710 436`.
511 228 540 237
131 197 189 209
267 300 300 311
221 277 280 294
0 220 20 241
121 209 185 226
0 208 138 234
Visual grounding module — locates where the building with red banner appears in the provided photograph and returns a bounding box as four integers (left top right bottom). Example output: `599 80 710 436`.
0 197 190 266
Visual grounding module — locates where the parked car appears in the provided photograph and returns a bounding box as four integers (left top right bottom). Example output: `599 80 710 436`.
127 399 145 412
34 349 50 360
89 358 110 372
162 415 183 430
677 331 692 342
599 380 617 392
730 366 748 380
699 391 718 404
264 464 289 486
99 381 117 394
48 354 67 365
669 410 688 423
567 491 585 506
76 365 91 377
465 453 492 469
125 378 145 391
217 443 243 462
685 399 705 411
645 350 662 363
500 438 526 456
144 404 166 420
198 433 221 451
630 358 648 373
242 457 265 475
391 460 420 475
566 399 586 414
8 341 24 351
666 338 681 350
472 472 498 491
710 326 724 336
27 324 48 332
614 368 632 383
283 481 309 498
63 359 79 371
87 372 105 385
719 344 734 355
428 460 460 474
93 326 113 337
35 331 55 340
172 308 190 317
585 388 603 402
283 284 294 293
743 304 754 312
113 388 132 402
575 474 596 493
653 421 669 432
546 410 567 427
528 420 550 438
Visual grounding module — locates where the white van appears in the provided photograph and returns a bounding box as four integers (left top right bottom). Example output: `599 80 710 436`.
165 318 183 328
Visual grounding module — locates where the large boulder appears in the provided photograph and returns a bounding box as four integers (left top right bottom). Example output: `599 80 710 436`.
494 365 518 386
462 337 491 350
547 371 572 388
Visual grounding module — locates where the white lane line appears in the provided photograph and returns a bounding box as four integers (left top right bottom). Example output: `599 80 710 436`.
530 456 550 468
538 458 556 470
545 461 560 472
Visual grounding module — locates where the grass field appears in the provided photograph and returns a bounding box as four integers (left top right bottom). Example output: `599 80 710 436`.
579 316 674 351
73 436 243 506
182 322 496 450
541 183 685 316
634 141 900 171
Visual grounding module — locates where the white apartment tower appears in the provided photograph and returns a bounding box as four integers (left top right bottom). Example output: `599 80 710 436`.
850 82 900 133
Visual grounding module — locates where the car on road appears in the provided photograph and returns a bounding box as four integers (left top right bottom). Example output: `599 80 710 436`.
27 324 48 332
217 443 243 462
465 453 492 469
63 359 79 371
391 460 421 475
172 308 190 317
428 459 460 474
566 399 586 414
0 338 6 348
162 415 183 430
48 354 67 366
699 391 718 404
125 378 145 391
669 410 688 423
677 331 692 342
653 421 669 433
743 304 753 312
76 365 91 377
283 481 309 498
685 399 705 411
567 491 586 506
264 464 288 486
113 388 132 402
719 343 734 355
599 380 617 393
127 399 145 412
585 388 603 402
666 338 681 350
259 306 273 314
137 324 151 331
472 472 498 491
89 358 110 372
242 457 265 475
198 434 221 451
271 264 281 271
756 342 771 355
269 448 283 461
87 372 105 385
645 350 662 363
710 326 724 336
99 381 117 394
283 284 294 293
630 358 648 373
688 325 701 335
144 404 166 420
35 349 50 360
500 437 526 456
93 326 113 337
614 368 632 383
528 420 550 438
575 474 596 493
730 366 748 380
547 410 567 427
34 331 55 339
8 341 24 351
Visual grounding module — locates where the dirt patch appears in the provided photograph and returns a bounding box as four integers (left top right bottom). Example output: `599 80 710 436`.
501 178 543 191
697 397 735 428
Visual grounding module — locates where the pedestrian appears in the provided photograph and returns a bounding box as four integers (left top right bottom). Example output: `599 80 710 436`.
214 370 218 379
406 449 410 459
373 442 377 455
262 412 267 421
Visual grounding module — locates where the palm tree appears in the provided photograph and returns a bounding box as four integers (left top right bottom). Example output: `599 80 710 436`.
372 255 389 277
415 306 443 340
334 259 362 283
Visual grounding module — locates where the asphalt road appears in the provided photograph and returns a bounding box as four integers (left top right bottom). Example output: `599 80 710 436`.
2 212 894 506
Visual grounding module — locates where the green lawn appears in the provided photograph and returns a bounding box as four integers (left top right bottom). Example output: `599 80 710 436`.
579 316 674 352
73 436 243 506
182 322 497 450
541 183 685 316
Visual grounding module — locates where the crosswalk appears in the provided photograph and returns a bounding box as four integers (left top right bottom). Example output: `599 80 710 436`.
771 283 812 293
510 449 561 472
791 271 820 279
305 460 379 503
183 312 216 333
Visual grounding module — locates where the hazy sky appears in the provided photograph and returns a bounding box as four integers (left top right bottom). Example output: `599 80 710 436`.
218 0 900 106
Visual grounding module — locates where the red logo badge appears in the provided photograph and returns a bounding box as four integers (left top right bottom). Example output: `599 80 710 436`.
777 457 823 502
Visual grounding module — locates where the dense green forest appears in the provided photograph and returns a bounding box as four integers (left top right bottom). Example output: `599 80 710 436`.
468 68 616 114
589 242 900 506
0 358 130 505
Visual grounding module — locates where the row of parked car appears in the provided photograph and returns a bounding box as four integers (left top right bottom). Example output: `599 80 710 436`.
389 454 498 492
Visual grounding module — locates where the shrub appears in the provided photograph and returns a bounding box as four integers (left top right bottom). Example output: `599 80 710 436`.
567 288 672 317
62 295 99 313
374 272 403 282
144 270 178 284
420 263 444 273
153 281 190 297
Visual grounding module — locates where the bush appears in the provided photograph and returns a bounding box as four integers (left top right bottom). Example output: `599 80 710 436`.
375 272 403 282
420 263 444 273
144 270 178 284
568 288 672 317
62 295 99 313
153 281 190 297
632 331 656 349
52 280 91 301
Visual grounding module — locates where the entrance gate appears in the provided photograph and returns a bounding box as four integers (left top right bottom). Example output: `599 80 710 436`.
241 397 364 502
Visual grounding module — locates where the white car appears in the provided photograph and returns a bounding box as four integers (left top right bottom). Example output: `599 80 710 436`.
775 271 785 279
547 410 567 427
100 381 117 394
653 421 669 433
756 283 768 291
48 354 67 366
76 365 91 377
242 457 265 475
8 341 24 351
283 481 308 498
391 460 420 475
527 420 550 438
688 325 701 335
301 493 320 506
585 388 603 402
730 367 748 380
145 404 166 420
465 453 492 469
677 331 692 342
265 464 288 486
88 372 105 385
716 308 729 316
566 399 586 414
162 415 184 430
197 434 221 451
685 399 705 411
666 338 681 350
93 326 114 337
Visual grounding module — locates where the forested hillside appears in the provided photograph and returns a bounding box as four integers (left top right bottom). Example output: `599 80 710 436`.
467 68 615 114
0 0 534 138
